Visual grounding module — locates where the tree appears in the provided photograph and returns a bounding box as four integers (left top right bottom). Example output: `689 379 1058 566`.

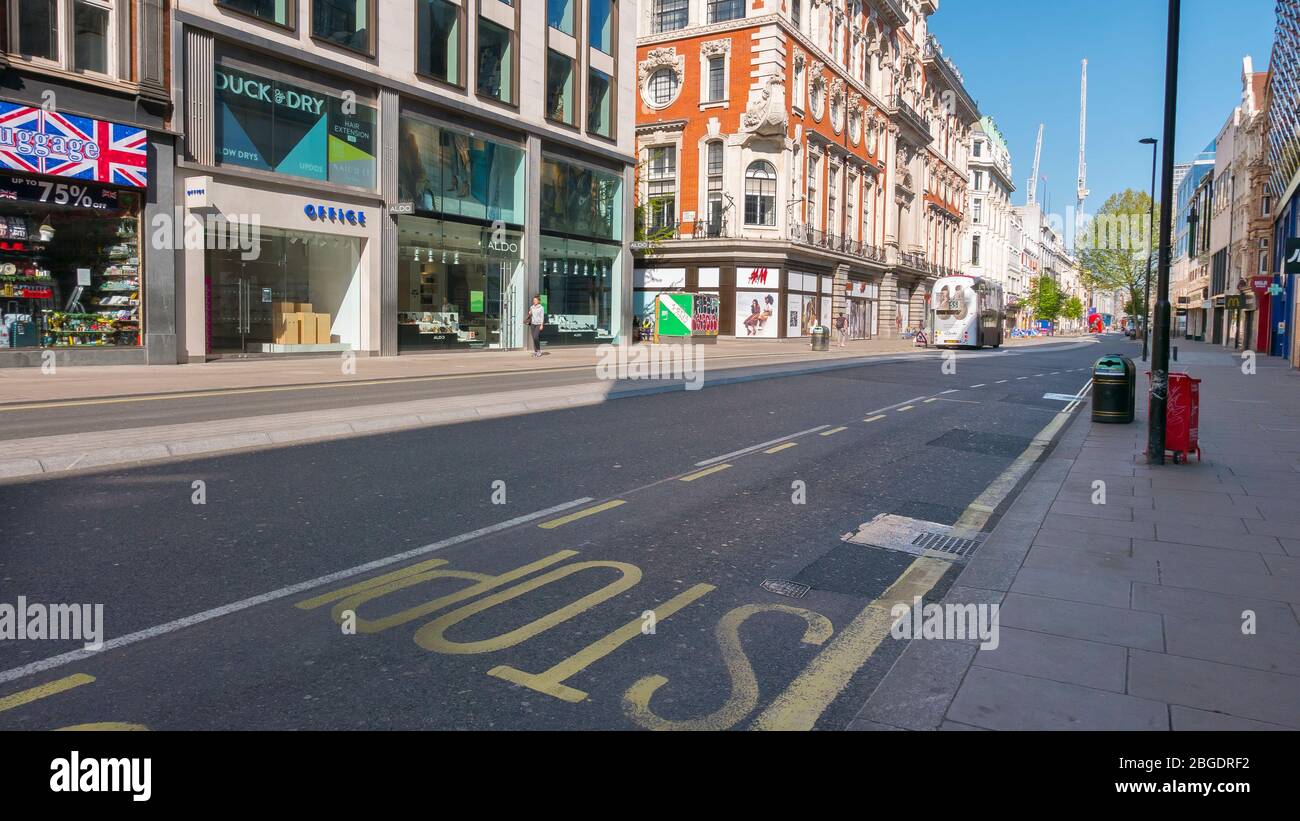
1077 189 1158 329
1027 275 1063 324
1063 295 1084 322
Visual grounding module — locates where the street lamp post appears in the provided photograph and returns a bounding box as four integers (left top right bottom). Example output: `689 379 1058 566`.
1148 0 1181 465
1140 138 1158 361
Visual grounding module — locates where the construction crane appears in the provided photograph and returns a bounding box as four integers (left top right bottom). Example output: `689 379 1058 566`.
1027 124 1044 205
1076 59 1090 250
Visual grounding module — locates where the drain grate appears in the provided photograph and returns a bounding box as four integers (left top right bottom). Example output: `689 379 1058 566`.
912 532 982 558
760 579 811 599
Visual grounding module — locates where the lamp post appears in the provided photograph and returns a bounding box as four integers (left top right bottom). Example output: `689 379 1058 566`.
1149 0 1181 466
1140 137 1158 360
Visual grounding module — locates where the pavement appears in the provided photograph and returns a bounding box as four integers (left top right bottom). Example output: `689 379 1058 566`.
0 334 1082 481
853 338 1300 731
0 336 1107 730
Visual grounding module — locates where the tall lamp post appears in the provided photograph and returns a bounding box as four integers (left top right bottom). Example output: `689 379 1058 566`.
1149 0 1181 465
1140 137 1158 361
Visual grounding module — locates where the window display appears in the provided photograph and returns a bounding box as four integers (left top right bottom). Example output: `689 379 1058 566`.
398 116 525 225
0 175 141 349
396 216 522 350
540 235 617 345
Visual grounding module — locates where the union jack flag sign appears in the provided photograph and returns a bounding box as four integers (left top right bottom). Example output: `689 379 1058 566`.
0 102 147 188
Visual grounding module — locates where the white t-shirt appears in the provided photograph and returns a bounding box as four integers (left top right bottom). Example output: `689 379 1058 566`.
528 304 545 325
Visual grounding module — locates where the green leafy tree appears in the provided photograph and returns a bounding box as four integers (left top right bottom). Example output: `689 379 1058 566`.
1077 189 1158 328
1027 275 1063 323
1063 295 1084 322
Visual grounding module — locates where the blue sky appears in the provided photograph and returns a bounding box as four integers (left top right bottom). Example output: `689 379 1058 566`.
929 0 1276 213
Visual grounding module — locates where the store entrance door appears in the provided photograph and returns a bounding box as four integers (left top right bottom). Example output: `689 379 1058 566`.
208 254 285 356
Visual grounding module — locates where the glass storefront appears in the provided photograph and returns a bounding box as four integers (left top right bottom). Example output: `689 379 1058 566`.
539 157 623 345
206 226 363 355
0 175 142 349
397 216 523 350
540 236 617 344
398 116 525 225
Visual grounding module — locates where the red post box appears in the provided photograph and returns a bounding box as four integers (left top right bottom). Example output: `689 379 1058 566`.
1148 372 1201 463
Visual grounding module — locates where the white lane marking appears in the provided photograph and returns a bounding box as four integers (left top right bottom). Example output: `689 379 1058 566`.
867 396 928 415
935 397 981 404
0 498 595 687
969 384 986 388
1017 376 1028 380
941 390 960 395
996 380 1008 384
694 425 830 467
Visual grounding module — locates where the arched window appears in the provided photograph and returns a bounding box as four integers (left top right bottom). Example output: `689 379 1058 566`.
744 161 777 226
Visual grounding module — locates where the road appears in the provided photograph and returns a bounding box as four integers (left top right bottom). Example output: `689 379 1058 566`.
0 336 1118 730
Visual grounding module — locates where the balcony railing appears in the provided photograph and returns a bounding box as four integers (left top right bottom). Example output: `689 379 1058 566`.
891 94 932 142
788 223 888 266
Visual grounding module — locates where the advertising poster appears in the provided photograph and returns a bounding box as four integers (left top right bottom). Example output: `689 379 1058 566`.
216 64 376 187
737 291 779 337
692 293 719 336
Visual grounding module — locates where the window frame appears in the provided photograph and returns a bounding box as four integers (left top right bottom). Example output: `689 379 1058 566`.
706 0 744 25
646 144 678 234
8 0 120 79
652 0 688 34
586 66 615 140
545 47 578 127
415 0 467 90
474 1 520 107
310 0 377 57
744 160 778 228
215 0 297 32
648 67 679 107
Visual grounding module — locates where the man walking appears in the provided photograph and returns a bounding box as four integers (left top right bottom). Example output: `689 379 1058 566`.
526 295 545 356
834 312 849 348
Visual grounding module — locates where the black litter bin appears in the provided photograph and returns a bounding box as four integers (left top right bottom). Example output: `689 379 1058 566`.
1092 354 1136 423
810 325 830 351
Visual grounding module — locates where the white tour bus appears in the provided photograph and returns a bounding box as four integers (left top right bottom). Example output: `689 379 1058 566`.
929 275 1004 349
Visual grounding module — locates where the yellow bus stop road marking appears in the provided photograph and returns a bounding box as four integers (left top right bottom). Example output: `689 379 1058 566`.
748 557 952 731
819 427 847 436
679 464 732 482
764 442 798 454
538 500 626 529
863 415 886 423
0 673 94 713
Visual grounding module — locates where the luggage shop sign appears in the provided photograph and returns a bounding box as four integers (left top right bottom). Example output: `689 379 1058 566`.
0 101 147 188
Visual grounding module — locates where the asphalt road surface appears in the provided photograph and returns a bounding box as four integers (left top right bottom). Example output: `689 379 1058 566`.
0 336 1126 730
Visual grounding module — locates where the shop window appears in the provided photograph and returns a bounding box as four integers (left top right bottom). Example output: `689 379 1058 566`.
207 226 362 355
541 157 623 242
11 0 117 76
397 116 526 225
745 161 777 227
214 63 377 189
540 235 618 345
217 0 293 28
312 0 372 54
396 217 523 351
0 182 142 350
587 68 613 139
546 50 576 125
589 0 613 54
477 16 513 104
547 0 573 35
418 0 462 86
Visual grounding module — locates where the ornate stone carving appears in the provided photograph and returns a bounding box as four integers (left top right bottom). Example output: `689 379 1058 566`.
638 48 682 84
740 74 789 137
700 39 731 58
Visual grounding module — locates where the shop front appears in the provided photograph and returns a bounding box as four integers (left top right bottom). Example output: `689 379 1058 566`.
845 277 880 339
539 157 625 345
182 176 379 359
0 101 150 361
396 114 527 351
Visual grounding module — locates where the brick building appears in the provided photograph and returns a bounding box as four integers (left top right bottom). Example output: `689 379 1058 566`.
633 0 980 340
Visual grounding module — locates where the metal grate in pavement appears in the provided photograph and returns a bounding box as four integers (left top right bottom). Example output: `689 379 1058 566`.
760 579 811 599
911 532 982 558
